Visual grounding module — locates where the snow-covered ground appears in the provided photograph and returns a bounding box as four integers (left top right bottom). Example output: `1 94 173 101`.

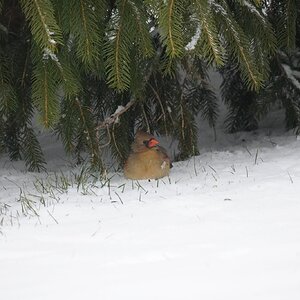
1 108 300 299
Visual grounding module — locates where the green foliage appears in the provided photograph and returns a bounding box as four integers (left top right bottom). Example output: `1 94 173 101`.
129 0 154 58
104 0 154 90
213 1 264 90
176 102 199 161
1 0 298 172
278 0 297 50
108 119 132 168
195 0 225 66
21 126 46 171
104 3 134 90
257 51 300 133
31 51 60 128
75 98 103 171
139 56 218 160
235 0 276 81
57 94 104 171
159 0 184 74
0 82 18 114
0 1 46 169
56 0 106 70
56 96 79 154
221 65 258 133
190 58 219 130
221 1 300 134
20 0 63 51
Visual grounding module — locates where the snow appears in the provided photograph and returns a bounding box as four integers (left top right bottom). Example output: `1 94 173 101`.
1 103 300 299
110 105 125 124
45 24 56 45
282 63 300 91
113 105 125 114
185 27 200 50
242 0 266 24
43 47 59 62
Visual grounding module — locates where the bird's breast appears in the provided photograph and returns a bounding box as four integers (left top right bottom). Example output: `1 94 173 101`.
124 150 170 180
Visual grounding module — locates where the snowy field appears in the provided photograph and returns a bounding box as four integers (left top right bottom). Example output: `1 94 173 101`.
1 109 300 300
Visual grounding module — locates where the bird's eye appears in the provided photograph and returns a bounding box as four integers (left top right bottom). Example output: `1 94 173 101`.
143 140 149 146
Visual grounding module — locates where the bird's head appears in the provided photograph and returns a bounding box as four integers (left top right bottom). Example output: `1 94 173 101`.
143 137 159 148
132 130 160 152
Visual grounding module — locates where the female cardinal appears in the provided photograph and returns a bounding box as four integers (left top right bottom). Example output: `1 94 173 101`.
124 131 172 180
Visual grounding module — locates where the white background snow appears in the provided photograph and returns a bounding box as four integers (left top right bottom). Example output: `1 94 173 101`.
1 74 300 299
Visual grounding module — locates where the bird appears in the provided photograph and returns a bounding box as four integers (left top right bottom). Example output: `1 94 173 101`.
124 131 172 180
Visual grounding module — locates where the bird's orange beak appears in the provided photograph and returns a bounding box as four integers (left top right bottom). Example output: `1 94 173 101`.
148 138 159 148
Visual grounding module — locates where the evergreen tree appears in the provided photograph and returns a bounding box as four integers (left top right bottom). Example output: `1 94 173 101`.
222 0 300 134
0 0 276 172
260 0 300 133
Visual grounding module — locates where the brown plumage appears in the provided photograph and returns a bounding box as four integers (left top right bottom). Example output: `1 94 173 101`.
124 131 172 180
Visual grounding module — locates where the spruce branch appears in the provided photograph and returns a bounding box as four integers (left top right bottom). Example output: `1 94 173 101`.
195 0 225 66
96 57 156 131
56 96 79 153
147 82 169 134
104 0 153 90
176 100 199 160
1 0 293 171
221 65 259 133
21 126 46 172
104 0 135 90
158 0 184 75
66 96 104 172
127 0 154 57
95 99 136 130
55 52 82 96
282 63 300 91
20 0 63 52
80 0 92 59
278 0 297 50
214 0 264 90
62 0 105 68
75 98 100 164
31 58 60 128
159 0 184 58
236 0 276 56
0 83 18 115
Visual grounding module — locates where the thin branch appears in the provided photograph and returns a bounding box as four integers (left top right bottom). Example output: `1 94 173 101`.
95 59 157 131
96 125 112 149
95 98 136 130
141 103 151 133
168 0 176 56
112 122 124 159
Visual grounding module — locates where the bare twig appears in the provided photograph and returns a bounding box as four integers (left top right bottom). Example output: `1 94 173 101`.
47 209 59 224
95 99 136 130
141 103 151 133
97 125 112 149
114 191 124 204
147 81 170 132
94 61 157 154
254 149 259 165
112 122 124 159
287 171 294 184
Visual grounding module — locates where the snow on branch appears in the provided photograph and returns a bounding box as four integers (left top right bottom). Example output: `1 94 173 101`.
43 48 59 62
95 99 136 130
282 64 300 91
95 62 156 132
